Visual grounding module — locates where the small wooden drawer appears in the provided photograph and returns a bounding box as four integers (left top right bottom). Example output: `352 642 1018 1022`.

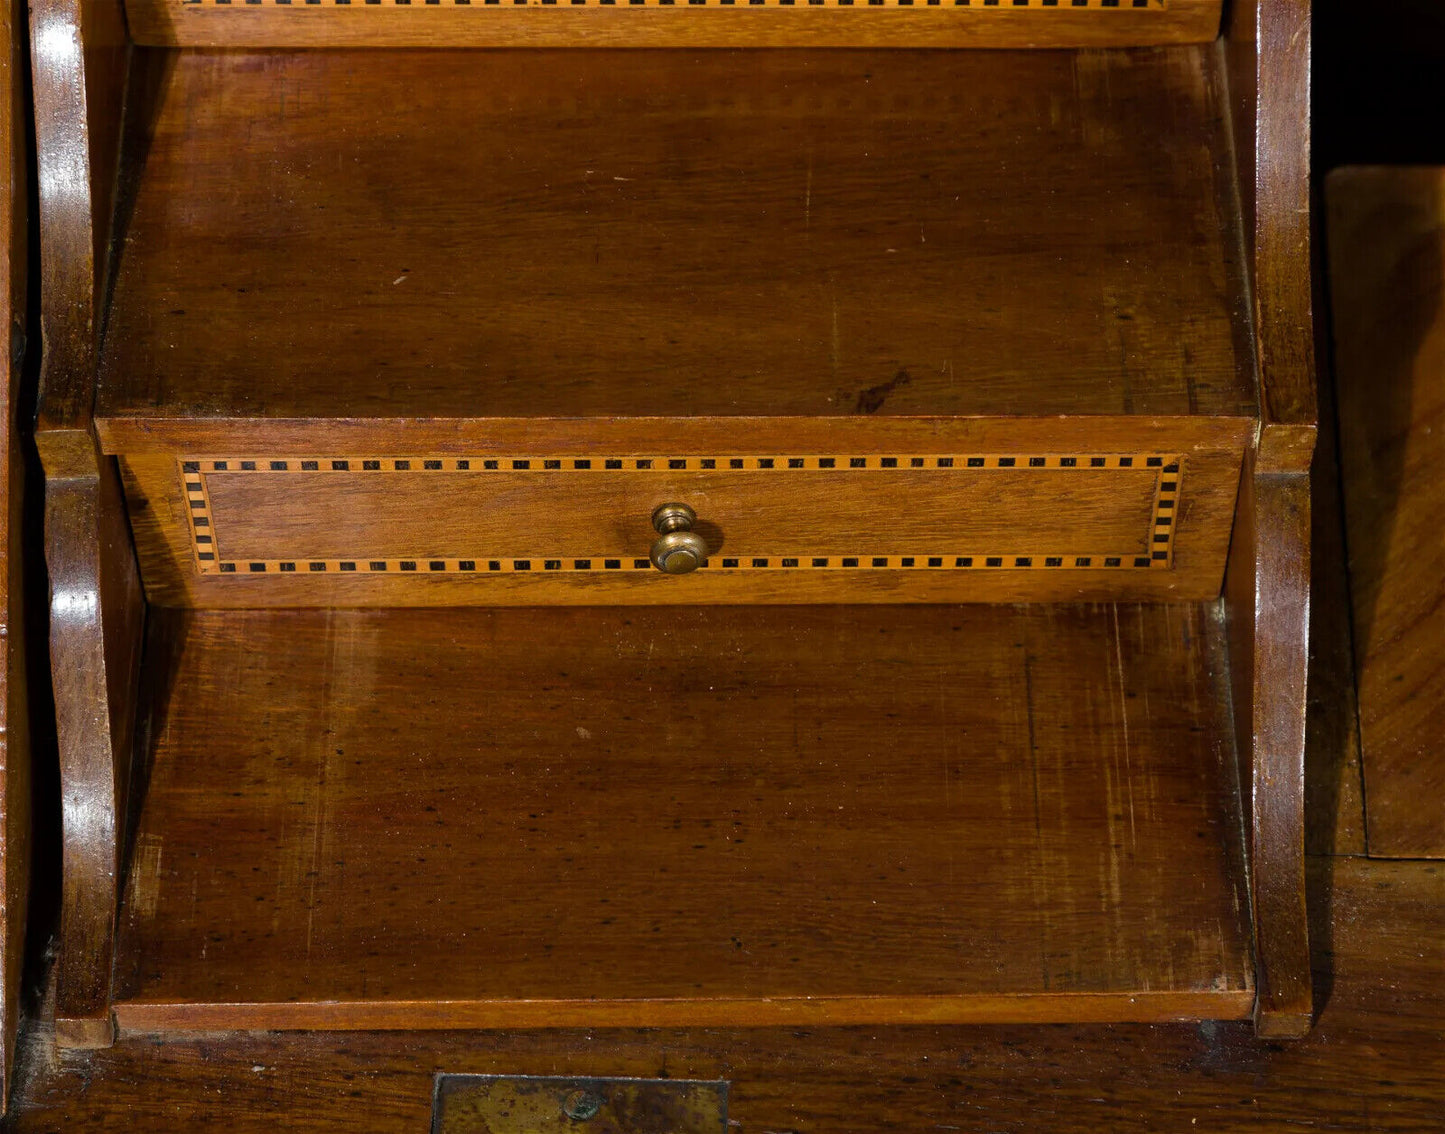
107 418 1248 607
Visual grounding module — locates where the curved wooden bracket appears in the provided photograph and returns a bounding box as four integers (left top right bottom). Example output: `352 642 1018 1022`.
1226 456 1313 1037
1224 0 1317 1037
46 453 143 1050
30 0 137 1049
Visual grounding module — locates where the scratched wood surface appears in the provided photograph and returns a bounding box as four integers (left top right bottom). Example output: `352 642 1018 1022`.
7 857 1443 1131
107 602 1253 1030
1327 166 1445 859
95 47 1254 425
124 0 1225 49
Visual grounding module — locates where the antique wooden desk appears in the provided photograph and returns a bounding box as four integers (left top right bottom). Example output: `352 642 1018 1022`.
25 0 1316 1080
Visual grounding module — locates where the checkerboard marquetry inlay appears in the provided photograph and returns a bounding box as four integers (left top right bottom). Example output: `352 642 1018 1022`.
180 453 1183 578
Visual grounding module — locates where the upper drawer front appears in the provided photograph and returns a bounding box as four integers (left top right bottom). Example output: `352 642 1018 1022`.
115 422 1246 608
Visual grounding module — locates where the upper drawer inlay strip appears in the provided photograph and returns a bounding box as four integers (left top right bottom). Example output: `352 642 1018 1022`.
178 452 1182 577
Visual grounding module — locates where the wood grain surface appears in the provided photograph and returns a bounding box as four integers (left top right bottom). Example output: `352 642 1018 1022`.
1214 0 1317 1035
1327 166 1445 859
1224 0 1318 473
95 47 1255 424
1305 324 1365 857
43 464 145 1050
27 0 128 470
5 857 1440 1132
116 434 1246 606
0 0 31 1103
123 0 1224 49
108 602 1254 1030
28 0 148 1056
1224 452 1312 1037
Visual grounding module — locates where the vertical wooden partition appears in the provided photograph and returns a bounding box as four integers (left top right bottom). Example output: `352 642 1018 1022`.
0 0 34 1101
1223 0 1317 1038
29 0 145 1050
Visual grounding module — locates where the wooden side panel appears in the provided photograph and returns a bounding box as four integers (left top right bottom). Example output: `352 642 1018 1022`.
1223 0 1317 1035
30 0 146 1051
1304 305 1365 857
112 418 1248 607
28 0 127 457
0 0 30 1106
1327 166 1445 859
1225 0 1318 472
125 0 1223 49
44 463 144 1050
1225 452 1312 1038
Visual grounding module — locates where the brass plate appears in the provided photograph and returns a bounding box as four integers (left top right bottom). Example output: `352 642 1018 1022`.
432 1075 728 1134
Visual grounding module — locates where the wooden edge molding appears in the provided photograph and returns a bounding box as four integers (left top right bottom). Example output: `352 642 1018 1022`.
112 989 1258 1035
177 451 1182 578
1225 451 1313 1038
46 457 144 1050
123 0 1224 49
93 413 1259 457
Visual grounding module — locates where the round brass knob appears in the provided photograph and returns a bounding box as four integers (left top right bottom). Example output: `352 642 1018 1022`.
650 503 708 574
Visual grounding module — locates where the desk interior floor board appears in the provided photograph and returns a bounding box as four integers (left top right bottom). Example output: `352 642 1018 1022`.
109 602 1253 1030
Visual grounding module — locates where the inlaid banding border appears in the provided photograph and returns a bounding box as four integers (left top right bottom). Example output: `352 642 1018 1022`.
179 453 1183 577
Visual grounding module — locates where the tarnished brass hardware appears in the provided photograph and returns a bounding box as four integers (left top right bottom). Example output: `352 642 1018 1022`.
650 503 708 574
432 1075 728 1133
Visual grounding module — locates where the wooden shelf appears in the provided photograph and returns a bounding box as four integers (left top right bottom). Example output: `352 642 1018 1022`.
95 46 1253 437
111 602 1254 1032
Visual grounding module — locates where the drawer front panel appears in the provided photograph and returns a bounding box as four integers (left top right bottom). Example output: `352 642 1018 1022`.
183 452 1175 576
117 420 1245 607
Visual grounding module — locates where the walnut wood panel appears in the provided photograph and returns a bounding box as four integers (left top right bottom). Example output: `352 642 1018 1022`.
1305 323 1365 857
29 0 147 1056
110 603 1254 1029
1218 0 1317 1037
95 47 1255 424
1225 449 1312 1038
28 0 128 472
1327 166 1445 859
30 0 148 1052
43 461 146 1051
11 857 1445 1132
115 425 1246 606
1224 0 1318 473
124 0 1224 48
0 0 31 1104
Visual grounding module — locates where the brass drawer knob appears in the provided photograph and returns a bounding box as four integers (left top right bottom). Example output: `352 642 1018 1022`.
650 503 707 574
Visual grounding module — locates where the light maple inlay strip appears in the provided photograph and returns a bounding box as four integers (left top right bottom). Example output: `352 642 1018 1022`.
179 453 1183 577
